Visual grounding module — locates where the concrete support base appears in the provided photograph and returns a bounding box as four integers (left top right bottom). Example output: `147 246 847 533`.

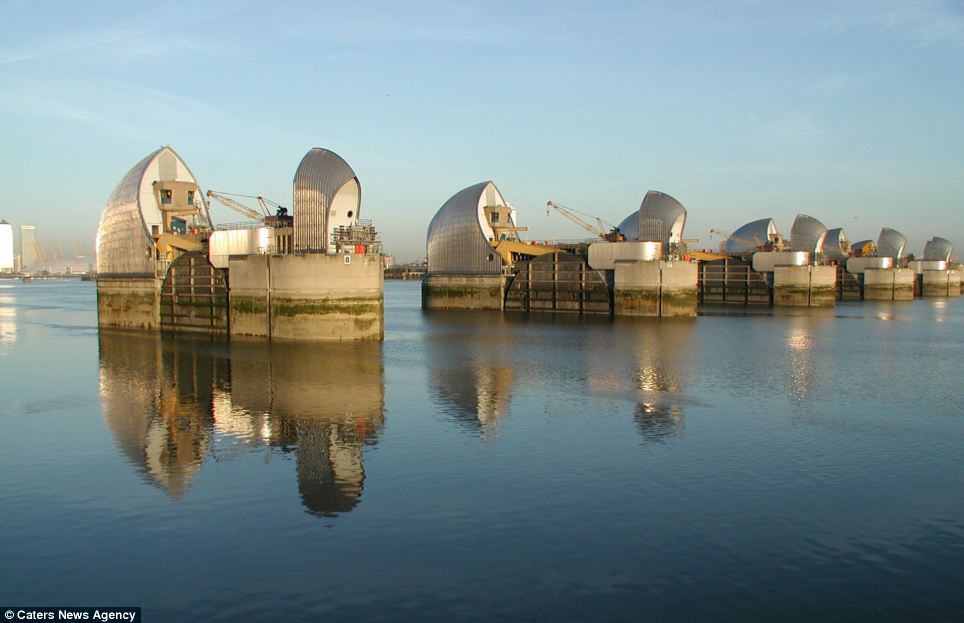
614 260 697 317
422 274 506 310
894 268 915 300
864 268 915 301
96 277 163 330
229 253 384 341
773 265 836 307
922 269 961 297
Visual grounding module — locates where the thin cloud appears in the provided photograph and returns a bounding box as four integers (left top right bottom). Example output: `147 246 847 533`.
0 26 159 65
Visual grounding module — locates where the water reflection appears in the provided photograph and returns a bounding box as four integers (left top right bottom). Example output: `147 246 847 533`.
624 321 694 443
426 311 515 440
0 290 16 355
425 309 696 444
781 316 828 405
98 333 384 516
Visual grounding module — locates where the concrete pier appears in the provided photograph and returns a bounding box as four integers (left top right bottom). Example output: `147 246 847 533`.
96 277 163 330
422 274 506 311
863 268 894 300
613 260 697 317
229 253 384 340
773 265 836 307
921 269 962 297
894 268 915 300
614 260 660 316
864 267 915 301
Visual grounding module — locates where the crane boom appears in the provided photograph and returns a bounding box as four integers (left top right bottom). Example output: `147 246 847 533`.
207 190 265 222
546 201 611 239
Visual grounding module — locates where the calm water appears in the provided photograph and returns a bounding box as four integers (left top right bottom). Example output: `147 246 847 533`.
1 280 962 621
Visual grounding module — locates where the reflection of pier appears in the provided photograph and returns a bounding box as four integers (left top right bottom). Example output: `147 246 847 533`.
630 322 692 443
98 334 384 515
427 312 515 439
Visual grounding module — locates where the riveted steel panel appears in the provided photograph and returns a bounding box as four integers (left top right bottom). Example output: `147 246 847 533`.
923 237 954 262
616 191 687 259
96 147 210 277
725 218 777 256
426 181 505 275
790 214 828 255
822 228 851 261
293 148 359 253
877 227 907 260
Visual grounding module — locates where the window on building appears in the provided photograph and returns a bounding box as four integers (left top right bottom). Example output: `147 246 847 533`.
187 190 195 204
491 212 500 223
161 189 172 204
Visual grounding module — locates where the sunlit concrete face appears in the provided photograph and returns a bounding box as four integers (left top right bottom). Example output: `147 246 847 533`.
95 147 210 277
292 148 360 254
790 214 828 255
877 227 908 260
725 218 777 256
426 181 511 274
616 191 687 258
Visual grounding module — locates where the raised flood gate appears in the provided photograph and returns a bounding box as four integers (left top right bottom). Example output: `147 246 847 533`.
160 251 229 335
698 259 772 305
504 252 611 314
836 266 863 300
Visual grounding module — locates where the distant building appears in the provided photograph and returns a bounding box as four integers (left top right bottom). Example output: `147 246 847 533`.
382 254 395 269
19 225 37 269
0 220 13 271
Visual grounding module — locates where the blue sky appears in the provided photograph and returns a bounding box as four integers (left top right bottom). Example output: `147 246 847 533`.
1 0 962 262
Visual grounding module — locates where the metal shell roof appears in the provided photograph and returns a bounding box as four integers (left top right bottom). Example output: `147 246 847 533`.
790 214 828 255
426 181 507 274
876 227 907 260
725 218 777 256
95 146 209 277
616 191 687 257
821 227 851 261
922 237 954 262
293 148 359 253
850 240 876 257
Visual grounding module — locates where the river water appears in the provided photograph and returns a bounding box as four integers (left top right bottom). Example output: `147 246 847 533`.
0 280 961 621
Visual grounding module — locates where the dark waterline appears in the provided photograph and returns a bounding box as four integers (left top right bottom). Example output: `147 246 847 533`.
1 280 962 621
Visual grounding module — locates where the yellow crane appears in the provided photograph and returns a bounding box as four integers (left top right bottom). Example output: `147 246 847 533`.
546 201 623 241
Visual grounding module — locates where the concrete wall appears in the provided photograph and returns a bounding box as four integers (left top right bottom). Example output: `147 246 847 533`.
422 274 506 310
660 261 698 317
773 266 809 307
864 267 914 301
229 253 384 341
773 265 835 307
809 265 837 307
227 255 271 337
863 268 894 300
614 260 660 316
613 260 697 317
96 277 163 330
921 269 962 297
894 268 914 301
